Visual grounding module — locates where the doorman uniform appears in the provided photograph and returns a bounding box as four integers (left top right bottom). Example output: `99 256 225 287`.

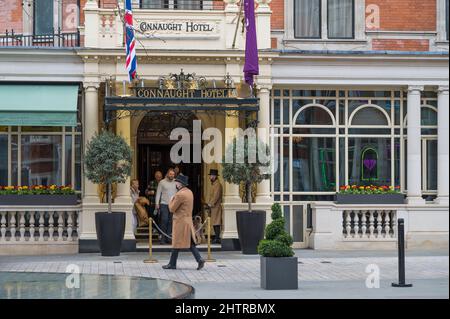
207 169 223 244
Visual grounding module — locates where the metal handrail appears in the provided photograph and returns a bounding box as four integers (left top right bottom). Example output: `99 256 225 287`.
0 29 80 48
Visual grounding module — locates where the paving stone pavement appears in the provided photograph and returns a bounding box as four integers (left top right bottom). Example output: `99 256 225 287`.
0 250 448 286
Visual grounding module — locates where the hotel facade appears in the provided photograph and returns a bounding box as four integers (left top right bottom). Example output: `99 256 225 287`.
0 0 448 255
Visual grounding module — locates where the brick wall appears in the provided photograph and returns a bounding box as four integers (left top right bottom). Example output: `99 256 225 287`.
0 0 23 33
366 0 437 31
270 0 284 30
372 39 430 51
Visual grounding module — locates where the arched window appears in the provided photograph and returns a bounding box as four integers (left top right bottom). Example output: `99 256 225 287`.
294 105 335 126
421 106 438 126
361 147 379 182
350 105 390 126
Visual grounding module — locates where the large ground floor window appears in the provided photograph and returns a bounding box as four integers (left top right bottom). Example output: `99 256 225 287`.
271 88 439 243
0 126 82 192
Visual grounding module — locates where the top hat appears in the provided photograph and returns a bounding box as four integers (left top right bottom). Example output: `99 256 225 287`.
208 169 219 176
175 175 189 187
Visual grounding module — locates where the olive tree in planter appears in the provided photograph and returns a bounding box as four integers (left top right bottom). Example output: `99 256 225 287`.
258 203 298 290
222 134 270 255
84 131 132 257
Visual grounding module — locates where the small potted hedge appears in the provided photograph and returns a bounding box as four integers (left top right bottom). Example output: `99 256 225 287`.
222 134 271 255
84 131 132 257
258 203 298 290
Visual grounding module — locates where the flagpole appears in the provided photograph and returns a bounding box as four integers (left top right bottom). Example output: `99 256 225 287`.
232 0 244 49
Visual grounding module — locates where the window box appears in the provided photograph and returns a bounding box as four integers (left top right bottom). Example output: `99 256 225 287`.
0 194 79 206
335 193 405 205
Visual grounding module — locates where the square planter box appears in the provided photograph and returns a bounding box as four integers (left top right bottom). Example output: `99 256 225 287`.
261 256 298 290
0 194 79 206
336 193 405 205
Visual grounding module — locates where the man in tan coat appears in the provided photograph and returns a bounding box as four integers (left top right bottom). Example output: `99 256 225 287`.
162 175 205 270
206 169 223 244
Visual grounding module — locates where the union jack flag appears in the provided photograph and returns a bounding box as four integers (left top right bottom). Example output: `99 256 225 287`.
125 0 137 82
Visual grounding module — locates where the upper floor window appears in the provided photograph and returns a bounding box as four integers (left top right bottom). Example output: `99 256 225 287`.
140 0 203 10
294 0 355 39
34 0 54 35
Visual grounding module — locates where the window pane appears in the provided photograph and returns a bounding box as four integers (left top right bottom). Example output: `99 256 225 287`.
0 136 7 185
348 138 392 186
295 107 333 125
141 0 166 9
283 137 290 191
65 136 73 187
421 108 438 126
34 0 54 35
178 0 202 10
294 0 321 38
328 0 354 39
292 137 336 191
293 205 304 242
426 140 438 191
352 107 389 126
21 136 62 186
75 135 82 191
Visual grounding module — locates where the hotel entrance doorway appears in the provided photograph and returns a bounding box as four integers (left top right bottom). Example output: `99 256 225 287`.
137 112 203 216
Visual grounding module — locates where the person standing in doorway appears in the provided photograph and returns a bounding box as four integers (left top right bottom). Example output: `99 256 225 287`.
174 164 184 177
146 170 163 220
163 175 205 270
130 179 149 232
206 169 223 244
155 168 177 244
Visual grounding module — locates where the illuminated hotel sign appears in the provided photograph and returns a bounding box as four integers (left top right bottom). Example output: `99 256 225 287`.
139 21 216 33
136 88 235 99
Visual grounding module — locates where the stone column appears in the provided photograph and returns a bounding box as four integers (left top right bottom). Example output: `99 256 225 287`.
115 115 132 204
436 85 449 205
222 113 242 250
256 87 272 203
406 86 425 205
83 83 100 204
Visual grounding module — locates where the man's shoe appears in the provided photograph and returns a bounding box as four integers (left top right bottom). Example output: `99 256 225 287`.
162 264 176 270
197 259 205 271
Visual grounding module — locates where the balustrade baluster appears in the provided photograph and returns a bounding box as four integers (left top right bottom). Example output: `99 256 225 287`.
9 212 17 241
353 212 360 238
48 212 55 241
19 212 25 241
361 211 367 238
345 211 352 238
57 212 64 241
29 212 35 242
39 212 45 241
391 212 397 238
369 211 375 238
376 211 383 238
67 212 73 241
0 212 6 241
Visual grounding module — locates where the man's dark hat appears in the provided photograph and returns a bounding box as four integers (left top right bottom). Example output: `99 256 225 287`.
208 169 219 176
175 175 189 186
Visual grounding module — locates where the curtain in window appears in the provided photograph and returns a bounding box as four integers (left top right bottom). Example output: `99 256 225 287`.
34 0 53 35
141 0 165 9
328 0 354 39
177 0 202 10
294 0 321 38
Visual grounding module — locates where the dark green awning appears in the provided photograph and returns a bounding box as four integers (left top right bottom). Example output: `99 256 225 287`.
0 84 79 127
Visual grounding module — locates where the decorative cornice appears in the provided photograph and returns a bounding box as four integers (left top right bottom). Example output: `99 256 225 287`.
437 85 449 94
407 85 424 93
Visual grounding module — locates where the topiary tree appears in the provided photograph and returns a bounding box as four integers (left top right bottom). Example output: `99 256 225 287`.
258 203 295 257
84 131 133 214
222 133 271 212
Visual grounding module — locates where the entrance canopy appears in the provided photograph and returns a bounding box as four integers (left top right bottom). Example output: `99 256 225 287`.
0 84 79 127
103 71 259 126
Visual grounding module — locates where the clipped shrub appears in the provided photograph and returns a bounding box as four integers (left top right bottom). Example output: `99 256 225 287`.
257 203 295 258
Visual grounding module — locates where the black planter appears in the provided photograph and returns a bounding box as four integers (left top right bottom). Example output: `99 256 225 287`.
335 193 405 205
0 194 79 206
95 212 126 257
261 256 299 290
236 210 266 255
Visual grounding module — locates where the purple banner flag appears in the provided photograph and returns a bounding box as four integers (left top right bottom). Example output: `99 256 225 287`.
243 0 259 88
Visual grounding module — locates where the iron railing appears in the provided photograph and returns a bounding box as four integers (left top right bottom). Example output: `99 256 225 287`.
139 0 225 10
0 29 80 48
